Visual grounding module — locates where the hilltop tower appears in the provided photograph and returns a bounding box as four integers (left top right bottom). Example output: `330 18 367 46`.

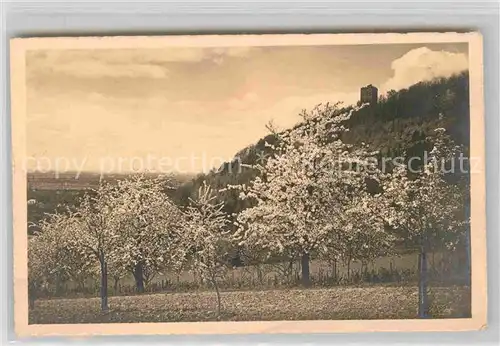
360 84 378 105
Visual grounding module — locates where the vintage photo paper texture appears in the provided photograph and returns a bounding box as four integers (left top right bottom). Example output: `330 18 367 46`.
10 32 486 336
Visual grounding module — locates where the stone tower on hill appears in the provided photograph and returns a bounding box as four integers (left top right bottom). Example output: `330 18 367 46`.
360 84 378 105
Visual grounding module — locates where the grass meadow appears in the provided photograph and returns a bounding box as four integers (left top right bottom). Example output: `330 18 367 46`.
30 286 470 324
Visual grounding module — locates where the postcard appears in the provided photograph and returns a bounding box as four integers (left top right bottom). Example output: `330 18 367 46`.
10 32 486 337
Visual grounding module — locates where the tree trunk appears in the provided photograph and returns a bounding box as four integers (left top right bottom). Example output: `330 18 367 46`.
134 262 145 293
418 247 429 318
113 277 120 294
212 277 222 319
257 266 263 285
332 259 337 280
301 252 311 287
77 279 85 292
99 256 109 312
55 276 64 296
362 261 368 282
347 259 351 282
287 258 294 282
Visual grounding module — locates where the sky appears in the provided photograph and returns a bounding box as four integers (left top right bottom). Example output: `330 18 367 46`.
26 42 469 174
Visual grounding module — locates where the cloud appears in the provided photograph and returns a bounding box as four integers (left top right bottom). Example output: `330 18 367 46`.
55 60 168 79
27 47 260 79
27 50 172 79
382 47 468 92
227 92 260 110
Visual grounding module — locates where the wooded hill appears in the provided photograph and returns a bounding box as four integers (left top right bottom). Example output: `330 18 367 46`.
170 71 470 216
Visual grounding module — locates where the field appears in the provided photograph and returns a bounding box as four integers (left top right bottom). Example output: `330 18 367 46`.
30 286 470 324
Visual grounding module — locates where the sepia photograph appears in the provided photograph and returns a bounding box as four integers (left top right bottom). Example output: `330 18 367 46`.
10 33 486 336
